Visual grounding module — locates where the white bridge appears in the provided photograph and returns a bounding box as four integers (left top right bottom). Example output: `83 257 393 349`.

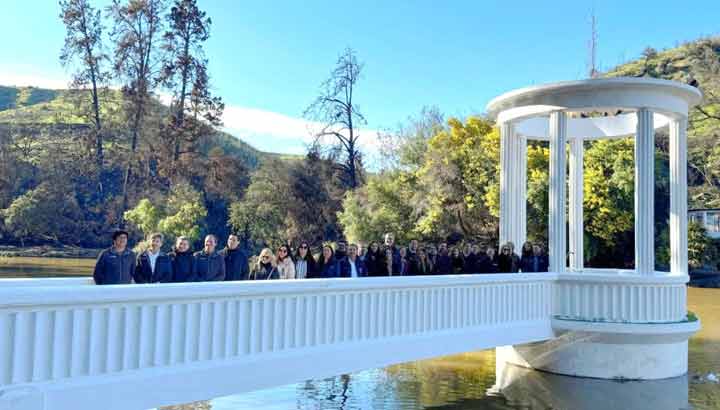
0 272 697 410
0 77 704 409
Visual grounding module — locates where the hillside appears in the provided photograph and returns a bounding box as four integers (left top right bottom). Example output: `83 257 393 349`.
0 84 305 247
603 37 720 208
0 85 283 169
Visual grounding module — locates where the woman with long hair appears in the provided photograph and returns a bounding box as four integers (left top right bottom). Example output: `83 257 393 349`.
486 247 499 273
365 241 383 276
251 248 279 280
275 244 296 279
295 241 316 279
498 242 520 273
417 247 433 275
519 241 535 272
450 247 464 274
383 248 395 276
316 244 338 278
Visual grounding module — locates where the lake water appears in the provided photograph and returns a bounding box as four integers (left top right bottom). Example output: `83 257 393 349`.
1 257 717 410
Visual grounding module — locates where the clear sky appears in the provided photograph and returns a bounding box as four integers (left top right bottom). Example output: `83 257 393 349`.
1 0 719 158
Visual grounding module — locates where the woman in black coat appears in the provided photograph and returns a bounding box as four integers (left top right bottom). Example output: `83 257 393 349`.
450 247 465 274
498 242 520 273
294 241 317 279
519 241 535 272
316 245 338 278
364 241 383 276
250 248 279 280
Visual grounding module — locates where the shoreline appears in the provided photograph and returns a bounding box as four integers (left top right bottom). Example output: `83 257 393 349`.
0 245 101 259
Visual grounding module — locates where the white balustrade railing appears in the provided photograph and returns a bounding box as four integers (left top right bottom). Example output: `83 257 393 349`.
0 274 555 389
555 272 688 323
0 277 92 287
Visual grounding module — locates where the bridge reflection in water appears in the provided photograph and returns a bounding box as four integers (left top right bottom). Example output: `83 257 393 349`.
159 355 690 410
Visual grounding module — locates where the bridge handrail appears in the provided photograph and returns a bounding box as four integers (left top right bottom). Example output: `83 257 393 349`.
0 273 558 308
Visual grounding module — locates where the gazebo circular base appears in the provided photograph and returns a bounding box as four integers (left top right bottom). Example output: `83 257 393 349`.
497 319 700 380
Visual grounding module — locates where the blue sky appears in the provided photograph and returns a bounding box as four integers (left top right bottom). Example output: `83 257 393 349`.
1 0 719 158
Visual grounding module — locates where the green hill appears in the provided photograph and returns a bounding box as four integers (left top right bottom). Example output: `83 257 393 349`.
603 37 720 208
0 85 270 168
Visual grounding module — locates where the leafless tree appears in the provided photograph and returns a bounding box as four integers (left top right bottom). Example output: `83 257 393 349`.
305 47 366 190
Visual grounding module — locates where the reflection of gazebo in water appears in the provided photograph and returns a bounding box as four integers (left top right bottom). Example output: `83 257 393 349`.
486 78 703 380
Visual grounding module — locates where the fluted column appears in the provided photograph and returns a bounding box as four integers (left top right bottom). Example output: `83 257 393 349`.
569 137 584 271
635 108 655 275
548 112 567 273
669 117 688 276
499 122 527 248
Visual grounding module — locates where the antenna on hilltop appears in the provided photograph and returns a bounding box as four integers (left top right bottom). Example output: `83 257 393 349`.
587 8 599 78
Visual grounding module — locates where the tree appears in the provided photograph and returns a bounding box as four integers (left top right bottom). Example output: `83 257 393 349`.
124 182 207 242
415 116 500 239
305 48 366 189
59 0 109 170
228 159 289 249
108 0 166 215
378 106 445 172
338 172 417 244
123 198 163 235
1 183 83 246
688 221 711 269
161 0 223 174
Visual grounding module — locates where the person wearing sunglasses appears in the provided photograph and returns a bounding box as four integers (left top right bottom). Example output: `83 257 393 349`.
295 242 317 279
275 244 296 279
250 248 279 280
498 241 520 273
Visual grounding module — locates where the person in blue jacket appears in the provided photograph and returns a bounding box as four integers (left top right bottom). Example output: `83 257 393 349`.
93 230 136 285
169 236 195 282
192 235 226 281
316 244 339 278
134 232 173 283
219 234 250 281
338 244 367 278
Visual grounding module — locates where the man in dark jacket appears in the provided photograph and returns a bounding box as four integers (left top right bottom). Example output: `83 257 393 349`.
383 233 401 274
93 230 136 285
474 245 492 273
435 242 452 275
134 233 173 284
219 234 249 281
169 236 195 282
335 240 348 260
193 235 226 281
338 244 367 278
406 239 420 275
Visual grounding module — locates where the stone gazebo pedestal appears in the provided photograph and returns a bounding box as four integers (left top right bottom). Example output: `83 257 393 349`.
486 77 702 380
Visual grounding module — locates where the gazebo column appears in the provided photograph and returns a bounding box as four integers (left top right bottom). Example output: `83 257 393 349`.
669 117 688 276
568 137 584 271
548 111 567 273
499 122 527 248
635 108 655 275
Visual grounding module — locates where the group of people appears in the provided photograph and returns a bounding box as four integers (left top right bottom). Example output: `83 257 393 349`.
93 230 549 285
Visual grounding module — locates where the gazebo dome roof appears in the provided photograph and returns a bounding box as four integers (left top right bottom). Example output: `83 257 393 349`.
486 77 702 140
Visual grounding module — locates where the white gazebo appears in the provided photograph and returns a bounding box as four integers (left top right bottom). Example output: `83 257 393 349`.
486 77 703 380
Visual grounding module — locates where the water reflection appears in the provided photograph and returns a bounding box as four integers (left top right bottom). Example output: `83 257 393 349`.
487 363 689 410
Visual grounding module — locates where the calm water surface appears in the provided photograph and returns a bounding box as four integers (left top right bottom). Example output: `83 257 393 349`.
1 258 717 410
